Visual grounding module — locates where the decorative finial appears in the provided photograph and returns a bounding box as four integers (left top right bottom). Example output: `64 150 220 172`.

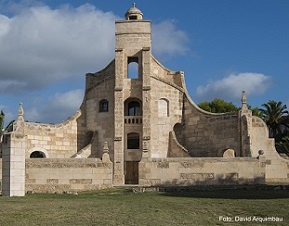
16 102 24 123
102 141 111 163
133 3 136 7
103 141 109 154
241 91 248 110
18 102 23 114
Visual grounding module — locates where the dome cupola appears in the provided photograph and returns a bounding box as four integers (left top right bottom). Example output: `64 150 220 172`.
125 3 143 20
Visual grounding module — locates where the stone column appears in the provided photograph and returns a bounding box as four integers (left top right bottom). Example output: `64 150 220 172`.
113 48 125 184
2 103 26 196
2 133 26 196
141 47 151 160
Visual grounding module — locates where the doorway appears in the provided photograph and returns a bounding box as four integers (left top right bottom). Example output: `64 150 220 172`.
125 161 139 184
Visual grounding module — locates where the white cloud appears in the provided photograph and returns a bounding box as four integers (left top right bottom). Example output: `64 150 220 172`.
196 73 272 102
0 79 28 94
0 4 117 94
0 4 190 96
24 89 84 123
152 20 190 58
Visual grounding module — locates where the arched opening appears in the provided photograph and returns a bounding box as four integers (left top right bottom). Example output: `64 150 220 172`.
128 101 141 116
124 98 142 116
30 151 46 158
128 57 139 79
124 98 142 125
99 99 109 112
127 133 140 149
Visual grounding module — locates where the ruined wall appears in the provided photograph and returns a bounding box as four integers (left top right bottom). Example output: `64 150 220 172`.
85 60 115 90
24 112 80 159
84 77 115 158
139 157 266 186
250 116 289 183
175 96 241 157
167 131 190 157
26 158 113 193
149 65 184 158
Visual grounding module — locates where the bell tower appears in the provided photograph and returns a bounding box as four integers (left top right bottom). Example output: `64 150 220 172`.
113 4 152 184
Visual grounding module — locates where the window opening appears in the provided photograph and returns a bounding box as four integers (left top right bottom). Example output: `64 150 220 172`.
30 151 46 158
99 99 109 112
127 133 140 149
128 57 139 79
129 16 137 20
128 101 141 116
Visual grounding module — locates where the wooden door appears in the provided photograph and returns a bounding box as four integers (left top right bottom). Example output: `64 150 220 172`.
125 161 139 184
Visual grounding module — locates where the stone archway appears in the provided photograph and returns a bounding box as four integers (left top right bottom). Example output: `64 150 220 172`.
28 147 49 158
30 151 46 158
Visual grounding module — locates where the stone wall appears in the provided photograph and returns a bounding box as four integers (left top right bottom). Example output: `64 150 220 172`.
115 20 151 50
84 76 115 158
26 158 113 193
23 111 80 158
175 96 241 157
250 116 289 183
139 157 266 186
149 73 184 158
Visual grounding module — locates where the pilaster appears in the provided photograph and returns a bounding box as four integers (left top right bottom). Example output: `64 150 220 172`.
113 49 125 184
2 133 26 196
141 47 151 160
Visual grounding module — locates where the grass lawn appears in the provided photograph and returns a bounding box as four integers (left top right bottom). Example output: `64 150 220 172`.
0 188 288 226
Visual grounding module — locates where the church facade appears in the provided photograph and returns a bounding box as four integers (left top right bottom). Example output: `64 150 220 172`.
1 5 289 196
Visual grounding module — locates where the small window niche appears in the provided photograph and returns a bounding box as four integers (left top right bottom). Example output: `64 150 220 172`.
158 98 169 117
99 99 109 112
129 15 137 20
127 57 139 79
127 133 140 149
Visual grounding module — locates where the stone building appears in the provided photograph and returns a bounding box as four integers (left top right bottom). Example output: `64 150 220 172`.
1 4 289 196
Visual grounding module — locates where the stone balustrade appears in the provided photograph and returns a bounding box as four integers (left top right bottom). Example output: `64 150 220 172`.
124 116 142 125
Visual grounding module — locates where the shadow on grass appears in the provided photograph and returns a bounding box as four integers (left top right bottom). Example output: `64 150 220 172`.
158 186 289 200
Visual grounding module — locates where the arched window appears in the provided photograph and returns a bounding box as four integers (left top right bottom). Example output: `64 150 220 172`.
128 101 141 116
99 99 109 112
127 133 140 149
30 151 46 158
128 57 139 79
158 98 169 117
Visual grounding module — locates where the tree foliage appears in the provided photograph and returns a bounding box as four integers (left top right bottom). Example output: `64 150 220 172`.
198 98 239 113
259 100 289 155
259 100 289 139
275 136 289 155
0 110 4 134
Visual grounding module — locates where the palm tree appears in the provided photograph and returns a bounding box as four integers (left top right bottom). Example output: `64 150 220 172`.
259 100 289 139
276 136 289 155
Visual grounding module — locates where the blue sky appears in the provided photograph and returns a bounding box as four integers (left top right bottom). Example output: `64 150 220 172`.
0 0 288 126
